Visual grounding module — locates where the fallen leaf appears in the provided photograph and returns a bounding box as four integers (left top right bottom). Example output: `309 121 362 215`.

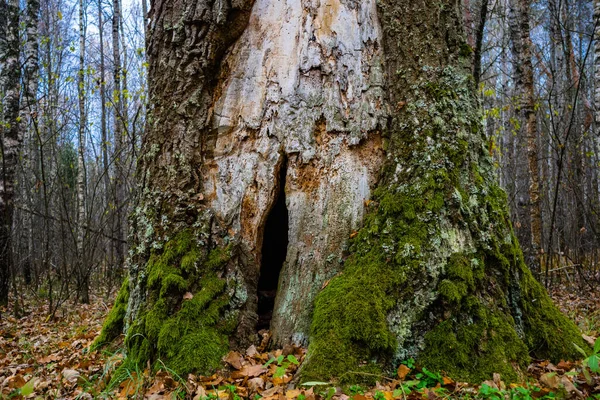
62 369 80 384
286 389 302 399
539 372 560 389
231 364 266 379
224 351 244 370
583 334 596 346
397 364 410 380
246 345 258 357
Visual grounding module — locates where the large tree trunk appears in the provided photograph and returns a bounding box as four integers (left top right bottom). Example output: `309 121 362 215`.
97 0 586 383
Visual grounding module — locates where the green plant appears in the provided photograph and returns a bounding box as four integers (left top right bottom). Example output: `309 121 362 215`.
393 380 419 397
574 337 600 384
348 385 365 395
401 358 415 369
225 384 242 400
374 391 386 400
478 384 503 400
264 354 300 378
415 367 443 388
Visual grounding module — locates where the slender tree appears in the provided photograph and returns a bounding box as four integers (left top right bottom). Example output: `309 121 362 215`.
508 0 543 277
0 0 21 306
77 0 89 303
595 0 600 127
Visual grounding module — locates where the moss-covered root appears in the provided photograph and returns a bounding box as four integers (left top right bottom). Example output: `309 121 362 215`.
124 230 235 376
91 278 130 350
520 270 587 361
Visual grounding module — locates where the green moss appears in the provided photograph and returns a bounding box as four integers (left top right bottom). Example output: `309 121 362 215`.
123 230 234 376
303 66 584 384
520 270 589 361
91 279 130 350
419 302 529 382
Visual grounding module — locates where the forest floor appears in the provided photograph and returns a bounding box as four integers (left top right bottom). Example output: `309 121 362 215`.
0 282 599 399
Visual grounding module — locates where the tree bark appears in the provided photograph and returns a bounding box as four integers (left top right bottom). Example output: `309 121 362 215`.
473 0 489 86
18 0 40 286
77 0 90 304
508 0 543 277
97 0 587 383
595 0 600 127
0 0 21 306
112 0 126 273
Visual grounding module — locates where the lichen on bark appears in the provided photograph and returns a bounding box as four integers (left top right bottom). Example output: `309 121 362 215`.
301 59 586 386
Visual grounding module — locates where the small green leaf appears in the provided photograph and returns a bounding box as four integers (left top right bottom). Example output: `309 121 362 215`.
287 355 299 365
274 366 286 378
594 338 600 355
20 379 35 396
573 342 588 358
263 357 276 367
587 354 599 373
276 355 284 364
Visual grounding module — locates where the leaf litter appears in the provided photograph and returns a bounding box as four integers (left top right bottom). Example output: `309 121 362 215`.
0 283 598 399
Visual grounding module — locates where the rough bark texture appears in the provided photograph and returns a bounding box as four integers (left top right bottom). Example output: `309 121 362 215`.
0 0 21 306
76 0 89 304
19 0 40 286
596 0 600 126
97 0 586 383
508 0 542 276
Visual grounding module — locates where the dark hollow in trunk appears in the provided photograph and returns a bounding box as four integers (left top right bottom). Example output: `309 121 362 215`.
258 161 288 331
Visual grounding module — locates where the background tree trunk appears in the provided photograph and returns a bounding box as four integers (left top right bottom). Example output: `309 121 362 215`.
596 0 600 127
96 0 587 383
0 0 21 306
508 0 543 277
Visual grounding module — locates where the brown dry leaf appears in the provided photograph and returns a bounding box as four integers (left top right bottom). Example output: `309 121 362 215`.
224 351 244 370
285 389 302 399
6 374 26 389
37 353 60 364
442 376 454 385
557 360 574 370
232 364 266 379
119 377 139 398
262 386 282 397
539 372 560 389
492 373 505 390
61 369 80 384
397 364 410 380
248 377 265 391
352 395 368 400
246 345 258 357
193 386 207 400
582 334 596 346
559 376 583 397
